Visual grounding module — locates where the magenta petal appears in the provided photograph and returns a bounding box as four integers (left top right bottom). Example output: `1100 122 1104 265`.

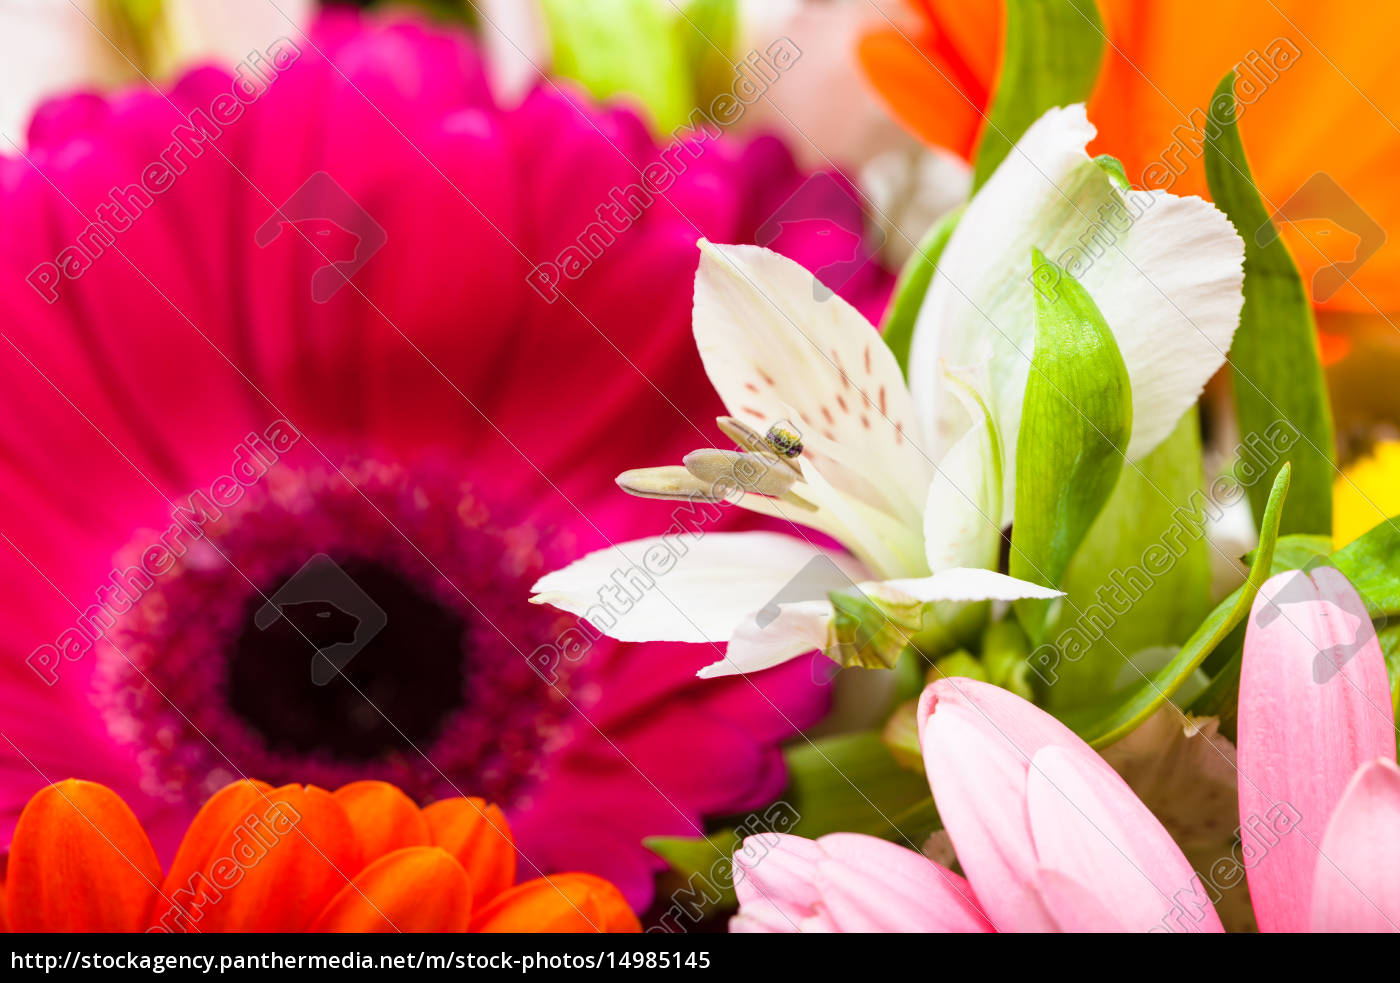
1310 759 1400 932
0 7 898 909
1238 568 1395 933
1025 746 1223 933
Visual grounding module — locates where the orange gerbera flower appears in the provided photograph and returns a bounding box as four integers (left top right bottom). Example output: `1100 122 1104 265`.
858 0 1400 323
0 779 639 934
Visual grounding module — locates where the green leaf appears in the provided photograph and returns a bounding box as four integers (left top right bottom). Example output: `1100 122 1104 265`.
541 0 694 132
1043 410 1212 709
982 617 1036 701
644 829 741 916
826 587 917 669
971 0 1106 189
1250 520 1400 619
1331 517 1400 618
880 206 962 374
1380 623 1400 725
1184 621 1247 741
1066 463 1291 746
678 0 740 107
782 733 938 842
1094 153 1130 190
1255 533 1333 573
1011 249 1132 639
1204 71 1334 537
825 581 987 671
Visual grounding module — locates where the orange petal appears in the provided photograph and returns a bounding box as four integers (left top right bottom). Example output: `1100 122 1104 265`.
333 781 430 864
159 780 272 886
1088 0 1400 313
310 846 472 933
6 780 161 932
856 24 985 160
150 783 362 933
421 797 516 904
470 873 641 933
856 0 1001 160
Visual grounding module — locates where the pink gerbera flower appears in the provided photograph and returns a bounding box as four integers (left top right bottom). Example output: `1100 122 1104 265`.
0 10 888 908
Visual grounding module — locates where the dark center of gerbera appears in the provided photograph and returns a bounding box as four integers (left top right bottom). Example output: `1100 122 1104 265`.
93 459 584 807
227 558 469 759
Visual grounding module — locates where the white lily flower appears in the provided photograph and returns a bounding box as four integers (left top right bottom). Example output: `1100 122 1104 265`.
532 237 1055 678
909 104 1245 515
533 104 1245 680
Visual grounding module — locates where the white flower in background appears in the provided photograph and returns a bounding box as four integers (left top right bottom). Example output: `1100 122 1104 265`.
532 105 1245 680
476 0 549 106
734 0 973 261
861 144 971 267
730 0 918 170
0 0 312 145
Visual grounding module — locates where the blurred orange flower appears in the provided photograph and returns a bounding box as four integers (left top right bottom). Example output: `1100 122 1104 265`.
0 779 639 934
857 0 1400 323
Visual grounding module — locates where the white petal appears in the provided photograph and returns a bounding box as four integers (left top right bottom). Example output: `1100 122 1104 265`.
873 568 1062 605
700 568 1061 678
0 1 118 143
923 371 1004 571
693 240 933 527
165 0 314 67
798 455 927 579
908 105 1244 475
531 531 865 643
698 599 834 679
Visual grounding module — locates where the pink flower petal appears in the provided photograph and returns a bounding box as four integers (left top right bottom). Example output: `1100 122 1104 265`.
731 833 829 933
1025 745 1223 933
1238 568 1395 933
816 833 992 932
918 678 1088 932
731 832 992 933
1310 759 1400 932
1031 869 1129 932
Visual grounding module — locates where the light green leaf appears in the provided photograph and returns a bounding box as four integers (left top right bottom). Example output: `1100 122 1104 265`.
981 617 1036 701
1184 621 1247 740
1380 623 1400 725
825 581 989 671
1255 533 1333 573
679 0 739 107
1331 517 1400 617
782 733 939 842
971 0 1105 189
1043 410 1211 709
880 206 962 374
1067 464 1290 746
1011 249 1132 639
1204 72 1334 536
826 587 924 670
1248 520 1400 618
1094 153 1130 190
644 830 741 916
541 0 694 132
